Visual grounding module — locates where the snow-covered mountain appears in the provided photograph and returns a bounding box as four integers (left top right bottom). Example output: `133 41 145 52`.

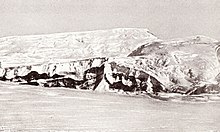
128 35 220 91
1 28 220 97
0 28 158 67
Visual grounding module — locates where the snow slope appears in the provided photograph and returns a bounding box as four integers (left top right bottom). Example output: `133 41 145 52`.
0 28 158 67
128 35 220 90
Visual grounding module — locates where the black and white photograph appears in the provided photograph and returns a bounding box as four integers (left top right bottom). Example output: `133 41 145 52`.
0 0 220 131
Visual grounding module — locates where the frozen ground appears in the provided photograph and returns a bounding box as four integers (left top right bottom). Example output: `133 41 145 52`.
0 81 220 131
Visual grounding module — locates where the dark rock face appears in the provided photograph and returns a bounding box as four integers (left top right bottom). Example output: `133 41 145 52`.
51 74 65 79
103 61 166 94
0 57 107 90
0 57 166 95
19 71 49 83
81 64 105 90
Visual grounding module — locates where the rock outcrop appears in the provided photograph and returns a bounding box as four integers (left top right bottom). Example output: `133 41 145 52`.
0 56 165 95
128 36 220 94
1 29 220 98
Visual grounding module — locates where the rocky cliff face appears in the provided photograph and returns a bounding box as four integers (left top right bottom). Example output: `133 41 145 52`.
1 29 220 97
0 57 164 94
0 57 107 80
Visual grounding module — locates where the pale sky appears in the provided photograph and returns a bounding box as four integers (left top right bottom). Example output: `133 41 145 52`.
0 0 220 40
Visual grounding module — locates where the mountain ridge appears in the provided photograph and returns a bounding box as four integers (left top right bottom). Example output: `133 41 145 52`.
0 28 158 67
0 28 155 39
1 28 220 96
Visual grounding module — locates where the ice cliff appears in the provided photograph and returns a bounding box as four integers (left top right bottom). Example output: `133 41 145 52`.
1 29 220 97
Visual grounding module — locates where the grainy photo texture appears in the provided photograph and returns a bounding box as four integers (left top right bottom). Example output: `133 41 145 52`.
0 0 220 131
